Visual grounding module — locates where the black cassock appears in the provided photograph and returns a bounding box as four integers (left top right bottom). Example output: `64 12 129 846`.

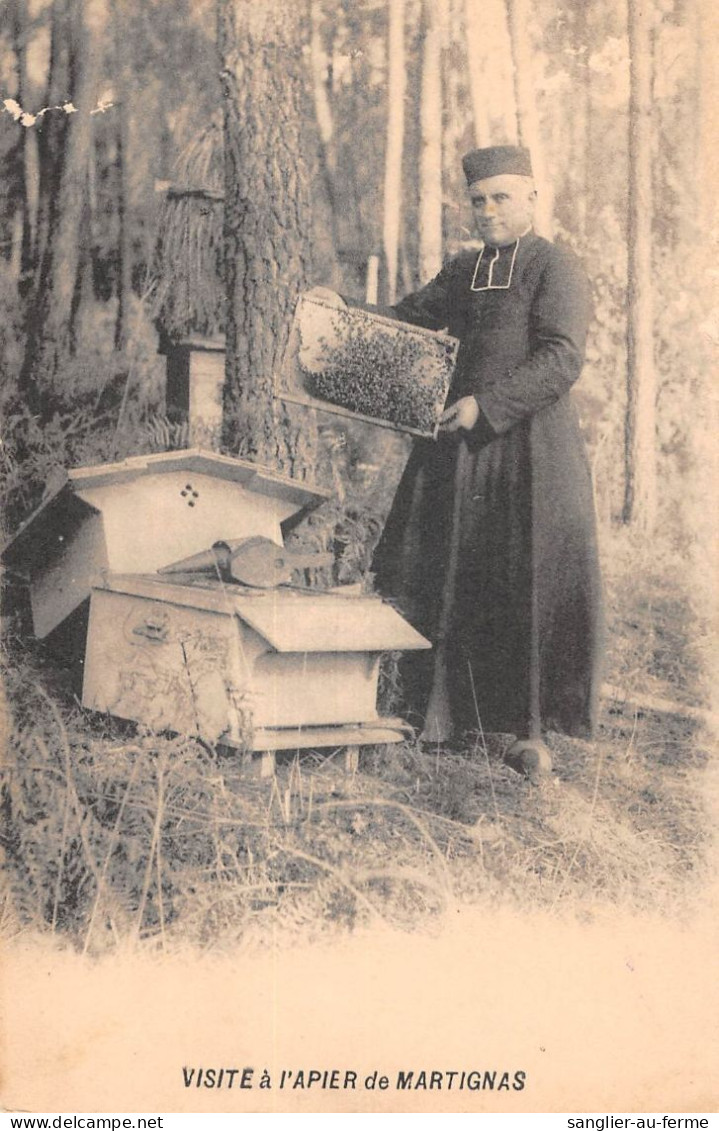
372 231 604 742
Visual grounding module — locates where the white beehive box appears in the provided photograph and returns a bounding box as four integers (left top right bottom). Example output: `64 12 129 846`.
1 449 329 640
82 573 430 748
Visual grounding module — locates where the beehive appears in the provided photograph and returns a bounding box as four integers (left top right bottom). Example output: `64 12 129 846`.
163 335 226 445
82 572 430 750
1 449 329 640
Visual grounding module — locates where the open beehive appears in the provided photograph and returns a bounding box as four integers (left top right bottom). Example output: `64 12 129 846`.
83 571 429 756
276 293 459 438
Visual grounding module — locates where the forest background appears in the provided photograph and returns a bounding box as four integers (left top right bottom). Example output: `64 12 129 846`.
0 0 717 954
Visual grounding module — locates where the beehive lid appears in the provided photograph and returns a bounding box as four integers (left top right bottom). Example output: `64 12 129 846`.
94 573 430 653
2 449 330 572
65 449 328 509
233 590 429 652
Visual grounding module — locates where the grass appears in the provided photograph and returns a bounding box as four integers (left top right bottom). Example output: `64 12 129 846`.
1 519 714 956
603 528 715 712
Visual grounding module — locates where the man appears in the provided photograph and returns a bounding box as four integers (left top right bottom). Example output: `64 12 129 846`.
371 145 603 779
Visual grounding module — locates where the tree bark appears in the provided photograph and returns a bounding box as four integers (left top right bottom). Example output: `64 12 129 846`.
622 0 656 531
418 0 444 282
383 0 406 304
218 0 312 469
505 0 553 238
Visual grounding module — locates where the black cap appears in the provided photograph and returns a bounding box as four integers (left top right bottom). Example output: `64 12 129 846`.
462 145 533 184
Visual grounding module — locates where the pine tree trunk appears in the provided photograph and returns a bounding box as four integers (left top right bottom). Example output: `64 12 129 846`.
10 0 36 295
114 99 132 351
418 0 444 281
113 0 132 351
219 0 312 469
20 0 107 411
505 0 553 238
69 169 94 354
622 0 656 531
383 0 406 304
568 0 591 239
443 0 470 241
23 125 40 295
32 0 72 292
464 0 492 146
309 0 341 287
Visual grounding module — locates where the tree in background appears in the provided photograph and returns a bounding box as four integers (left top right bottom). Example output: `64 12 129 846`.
382 0 406 303
18 0 107 413
110 0 131 351
0 0 220 399
0 0 707 540
505 0 554 237
418 0 445 282
622 0 656 532
463 0 492 147
6 0 38 295
309 0 343 289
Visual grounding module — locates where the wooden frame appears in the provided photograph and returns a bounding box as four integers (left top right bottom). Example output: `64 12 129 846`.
276 293 459 438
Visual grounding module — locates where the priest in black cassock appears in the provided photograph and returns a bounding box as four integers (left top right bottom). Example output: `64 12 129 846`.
371 145 604 780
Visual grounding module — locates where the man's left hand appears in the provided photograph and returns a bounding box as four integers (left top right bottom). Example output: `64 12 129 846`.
438 396 480 433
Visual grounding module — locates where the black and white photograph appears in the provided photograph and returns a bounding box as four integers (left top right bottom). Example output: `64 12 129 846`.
0 0 717 1116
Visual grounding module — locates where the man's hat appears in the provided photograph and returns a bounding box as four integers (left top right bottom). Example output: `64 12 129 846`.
462 145 533 185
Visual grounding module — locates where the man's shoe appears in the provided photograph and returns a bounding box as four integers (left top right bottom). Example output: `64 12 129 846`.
504 739 553 783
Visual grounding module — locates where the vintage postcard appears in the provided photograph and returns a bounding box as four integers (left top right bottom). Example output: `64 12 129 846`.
1 0 717 1116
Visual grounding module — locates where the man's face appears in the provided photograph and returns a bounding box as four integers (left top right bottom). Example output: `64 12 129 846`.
469 174 537 247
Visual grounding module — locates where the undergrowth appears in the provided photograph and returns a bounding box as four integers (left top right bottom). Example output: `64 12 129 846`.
1 603 712 956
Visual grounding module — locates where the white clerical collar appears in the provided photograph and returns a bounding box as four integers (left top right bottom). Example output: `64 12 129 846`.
470 228 532 292
470 240 518 291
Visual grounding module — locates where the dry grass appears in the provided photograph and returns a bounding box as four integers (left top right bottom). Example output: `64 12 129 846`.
1 525 714 953
1 665 711 956
602 525 715 711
